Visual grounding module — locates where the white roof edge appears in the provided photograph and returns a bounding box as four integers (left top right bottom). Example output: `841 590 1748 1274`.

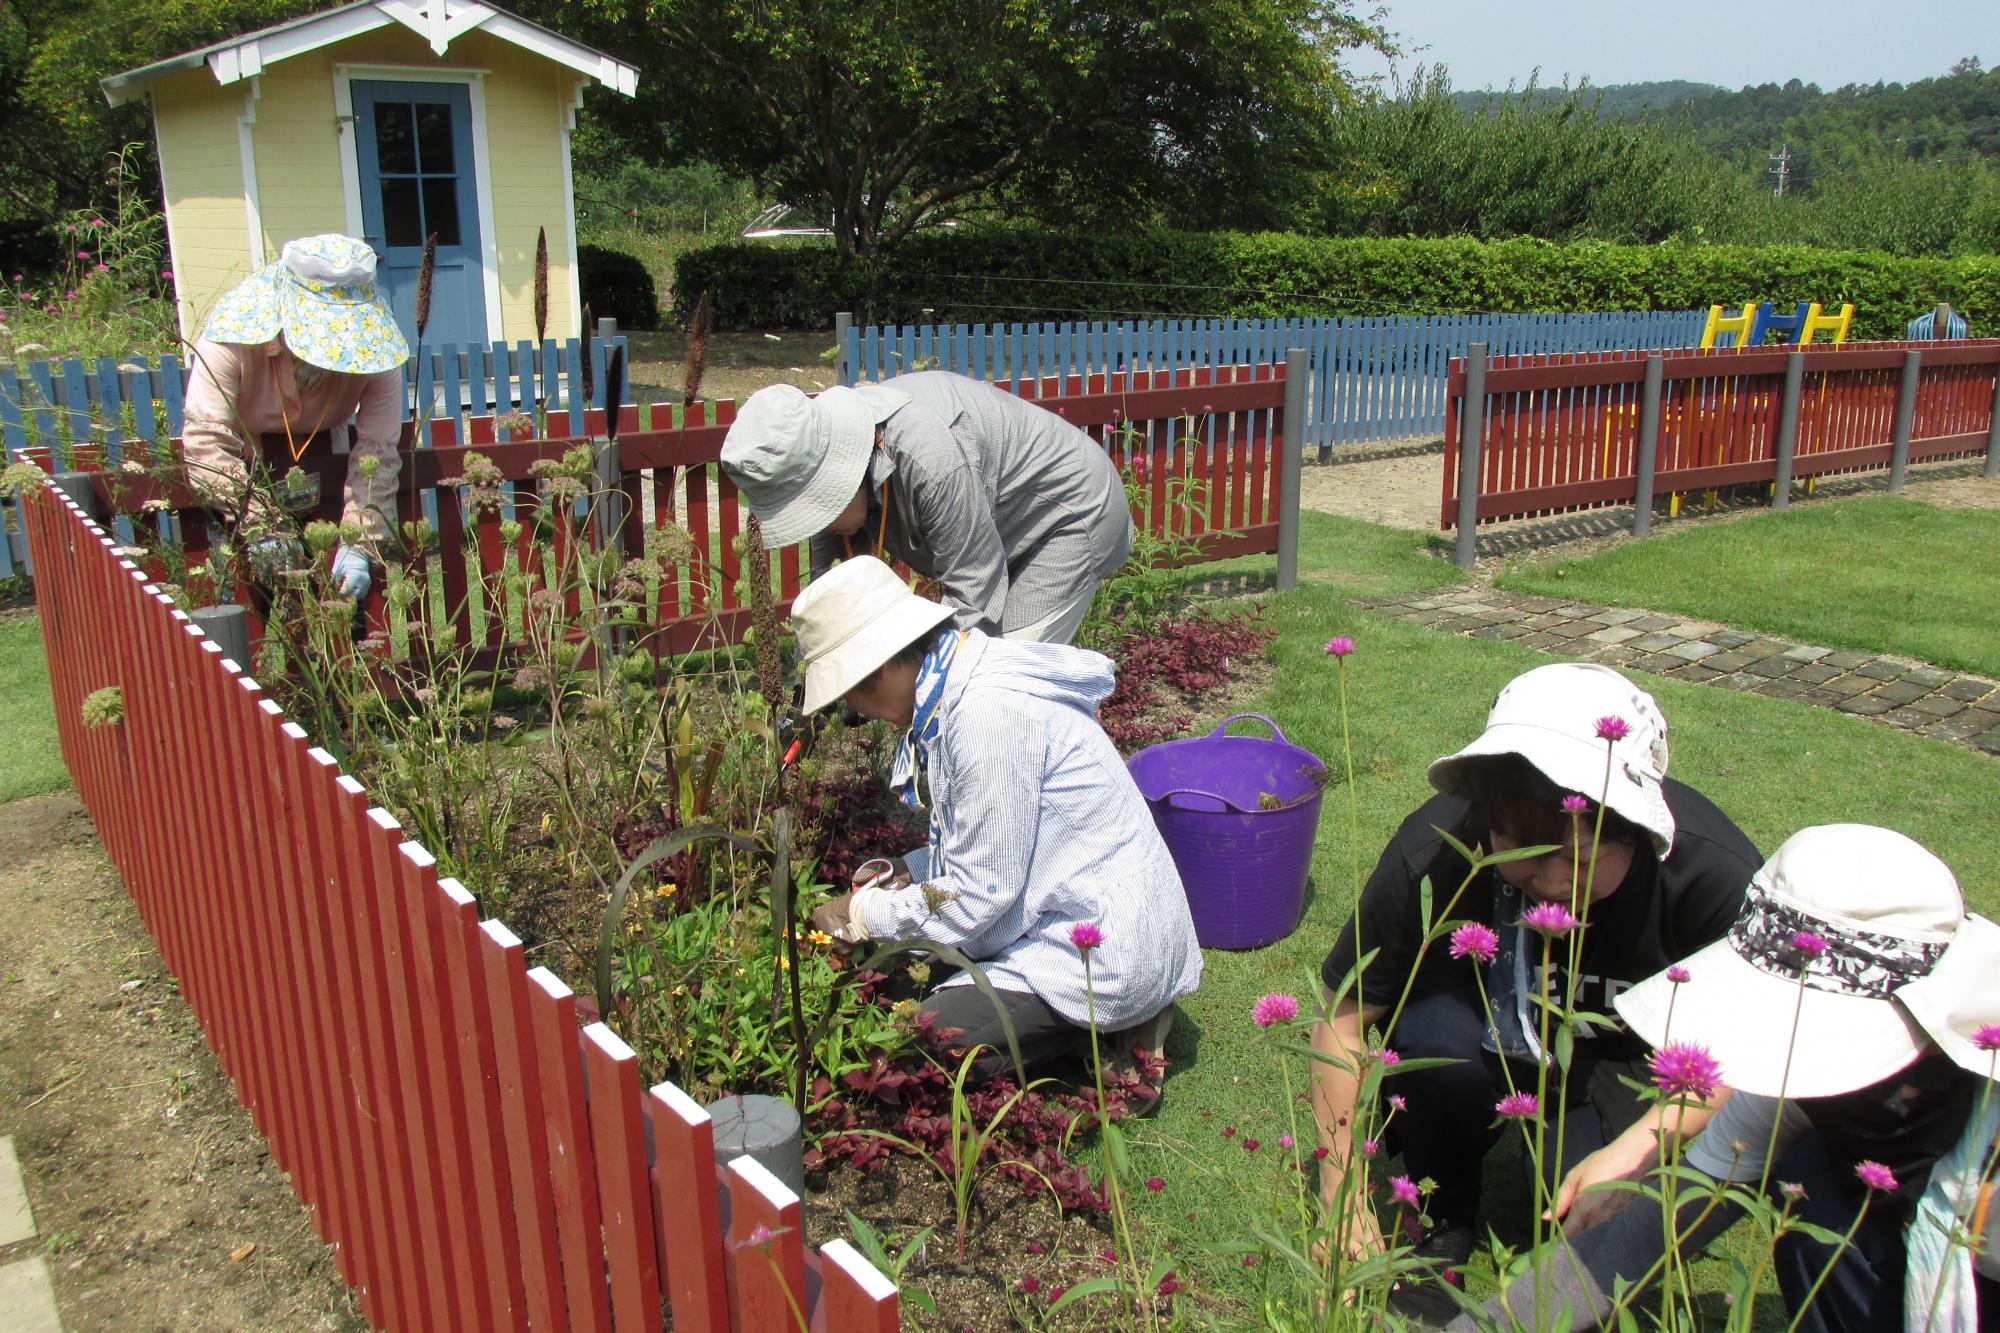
101 0 637 105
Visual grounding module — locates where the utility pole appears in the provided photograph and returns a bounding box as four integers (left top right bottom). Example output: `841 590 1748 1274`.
1769 143 1792 198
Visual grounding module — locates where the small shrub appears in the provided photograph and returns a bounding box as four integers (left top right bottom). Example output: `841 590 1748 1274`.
80 685 123 728
577 242 661 331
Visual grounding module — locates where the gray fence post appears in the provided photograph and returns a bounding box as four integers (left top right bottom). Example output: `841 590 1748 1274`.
833 311 854 387
1633 356 1664 538
1889 348 1921 492
1986 355 2000 480
49 471 101 520
1277 347 1306 592
190 604 253 672
1771 350 1806 511
1454 344 1487 571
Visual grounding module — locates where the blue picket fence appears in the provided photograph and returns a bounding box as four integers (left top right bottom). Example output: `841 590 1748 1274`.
841 309 1708 448
0 335 628 579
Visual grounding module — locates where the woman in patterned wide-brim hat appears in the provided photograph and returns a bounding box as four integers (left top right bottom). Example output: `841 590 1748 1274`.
1452 824 2000 1333
181 233 410 600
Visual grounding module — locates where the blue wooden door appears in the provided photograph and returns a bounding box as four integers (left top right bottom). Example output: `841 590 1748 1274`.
353 80 487 350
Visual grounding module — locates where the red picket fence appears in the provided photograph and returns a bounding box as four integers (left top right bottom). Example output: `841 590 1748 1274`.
19 482 901 1332
1440 340 2000 527
56 364 1292 659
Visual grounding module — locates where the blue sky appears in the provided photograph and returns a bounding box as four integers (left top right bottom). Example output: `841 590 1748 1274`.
1344 1 1997 92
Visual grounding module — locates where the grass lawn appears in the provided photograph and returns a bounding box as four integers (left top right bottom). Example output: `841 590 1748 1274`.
1494 496 2000 679
1120 510 2000 1319
0 614 66 803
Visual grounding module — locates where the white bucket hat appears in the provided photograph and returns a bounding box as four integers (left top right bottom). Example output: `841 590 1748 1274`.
202 234 410 375
722 384 910 548
790 556 953 714
1617 825 1999 1099
1427 662 1675 856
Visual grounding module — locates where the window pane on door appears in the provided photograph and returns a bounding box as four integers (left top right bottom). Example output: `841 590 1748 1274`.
380 179 423 246
374 104 416 175
420 179 462 247
414 102 456 173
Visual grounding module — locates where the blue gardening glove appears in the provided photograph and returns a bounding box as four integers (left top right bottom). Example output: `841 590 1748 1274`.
331 543 372 600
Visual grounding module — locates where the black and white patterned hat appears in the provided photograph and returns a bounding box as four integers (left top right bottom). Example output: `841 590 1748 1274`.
1617 824 1999 1098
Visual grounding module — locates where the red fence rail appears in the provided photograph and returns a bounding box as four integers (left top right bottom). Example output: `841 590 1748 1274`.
40 364 1292 658
1441 340 2000 528
20 483 902 1331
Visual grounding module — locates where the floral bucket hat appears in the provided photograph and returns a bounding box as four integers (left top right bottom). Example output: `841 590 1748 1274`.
203 234 410 375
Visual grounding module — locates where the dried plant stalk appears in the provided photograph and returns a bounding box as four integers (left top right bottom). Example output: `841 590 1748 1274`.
580 302 595 406
533 226 549 346
414 231 437 339
681 290 711 409
743 512 787 745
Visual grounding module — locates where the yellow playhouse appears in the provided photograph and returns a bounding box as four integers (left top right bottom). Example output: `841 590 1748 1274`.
100 0 638 349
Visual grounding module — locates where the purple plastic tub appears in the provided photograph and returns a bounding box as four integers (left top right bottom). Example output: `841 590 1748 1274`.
1126 713 1325 950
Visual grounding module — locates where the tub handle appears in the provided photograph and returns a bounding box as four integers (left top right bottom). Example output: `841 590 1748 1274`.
1151 786 1256 815
1212 712 1290 745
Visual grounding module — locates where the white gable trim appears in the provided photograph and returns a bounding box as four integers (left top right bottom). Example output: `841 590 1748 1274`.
237 78 265 268
202 2 635 97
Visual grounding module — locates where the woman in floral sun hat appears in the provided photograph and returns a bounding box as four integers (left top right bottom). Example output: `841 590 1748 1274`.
1447 824 2000 1333
182 234 410 599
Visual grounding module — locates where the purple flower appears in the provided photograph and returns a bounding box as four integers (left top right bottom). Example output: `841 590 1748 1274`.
1278 1133 1295 1149
1046 1284 1066 1303
1021 1275 1041 1294
743 1224 773 1247
1388 1094 1407 1112
1242 1138 1261 1153
1561 794 1590 814
1144 1177 1165 1192
1374 1048 1400 1066
1791 932 1830 960
1361 1139 1379 1157
1450 922 1499 962
1070 922 1103 952
1252 993 1300 1027
1324 635 1355 658
1521 902 1581 936
1388 1175 1420 1208
1649 1042 1723 1101
1595 716 1631 742
1973 1024 2000 1053
1157 1271 1183 1298
1312 1146 1330 1161
1495 1092 1540 1118
1666 965 1692 984
1222 1126 1236 1138
1025 1240 1045 1255
1854 1161 1897 1192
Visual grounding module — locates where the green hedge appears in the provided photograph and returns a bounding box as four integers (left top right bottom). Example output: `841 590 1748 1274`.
674 230 2000 341
578 242 662 331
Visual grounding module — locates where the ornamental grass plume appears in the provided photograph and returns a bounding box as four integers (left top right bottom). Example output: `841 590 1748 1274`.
1496 1092 1539 1118
1450 921 1500 962
1648 1042 1723 1101
533 225 549 345
1520 902 1580 936
681 289 712 408
1070 921 1103 952
1251 993 1299 1027
580 302 595 405
414 231 437 339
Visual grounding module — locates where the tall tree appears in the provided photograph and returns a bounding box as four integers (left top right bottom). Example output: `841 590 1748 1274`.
558 0 1390 253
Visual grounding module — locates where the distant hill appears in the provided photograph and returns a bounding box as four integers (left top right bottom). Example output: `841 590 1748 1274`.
1451 80 1724 119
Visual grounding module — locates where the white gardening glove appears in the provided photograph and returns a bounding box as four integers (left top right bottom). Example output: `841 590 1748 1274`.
331 543 372 599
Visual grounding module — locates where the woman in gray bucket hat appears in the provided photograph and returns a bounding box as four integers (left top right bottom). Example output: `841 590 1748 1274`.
720 371 1132 644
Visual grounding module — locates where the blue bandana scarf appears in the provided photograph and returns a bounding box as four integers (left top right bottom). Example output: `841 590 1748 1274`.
891 629 966 810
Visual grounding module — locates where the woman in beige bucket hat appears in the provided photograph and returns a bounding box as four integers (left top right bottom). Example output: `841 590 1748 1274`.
721 371 1132 644
1447 824 2000 1332
792 556 1202 1102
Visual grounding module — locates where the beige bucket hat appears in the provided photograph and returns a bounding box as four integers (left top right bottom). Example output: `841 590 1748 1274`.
790 556 952 714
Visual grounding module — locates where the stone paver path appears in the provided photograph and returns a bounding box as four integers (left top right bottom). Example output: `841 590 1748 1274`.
1354 590 2000 758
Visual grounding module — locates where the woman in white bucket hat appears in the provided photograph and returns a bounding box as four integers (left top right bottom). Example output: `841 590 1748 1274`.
792 556 1201 1103
721 370 1132 644
1446 824 2000 1332
1308 662 1762 1313
182 234 411 599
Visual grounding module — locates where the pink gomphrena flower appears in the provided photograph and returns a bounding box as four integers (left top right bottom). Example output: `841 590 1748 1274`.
1388 1094 1407 1112
1361 1138 1379 1157
94 263 109 273
1069 921 1103 953
1791 932 1830 960
1972 1024 2000 1053
1561 794 1590 814
76 250 90 260
1666 965 1692 984
744 1224 773 1247
1495 1092 1539 1118
1324 635 1355 658
1278 1133 1295 1149
1046 1284 1066 1304
1021 1275 1042 1294
1243 1138 1261 1153
1374 1047 1400 1066
1649 1042 1723 1101
1251 992 1300 1027
1521 902 1581 936
1221 1126 1237 1138
160 269 174 281
1025 1240 1046 1255
63 222 76 232
1595 716 1630 741
1854 1161 1898 1193
1312 1146 1330 1161
1242 1255 1260 1268
1450 921 1500 962
1388 1175 1421 1208
89 217 104 228
1144 1177 1165 1192
1157 1271 1184 1298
